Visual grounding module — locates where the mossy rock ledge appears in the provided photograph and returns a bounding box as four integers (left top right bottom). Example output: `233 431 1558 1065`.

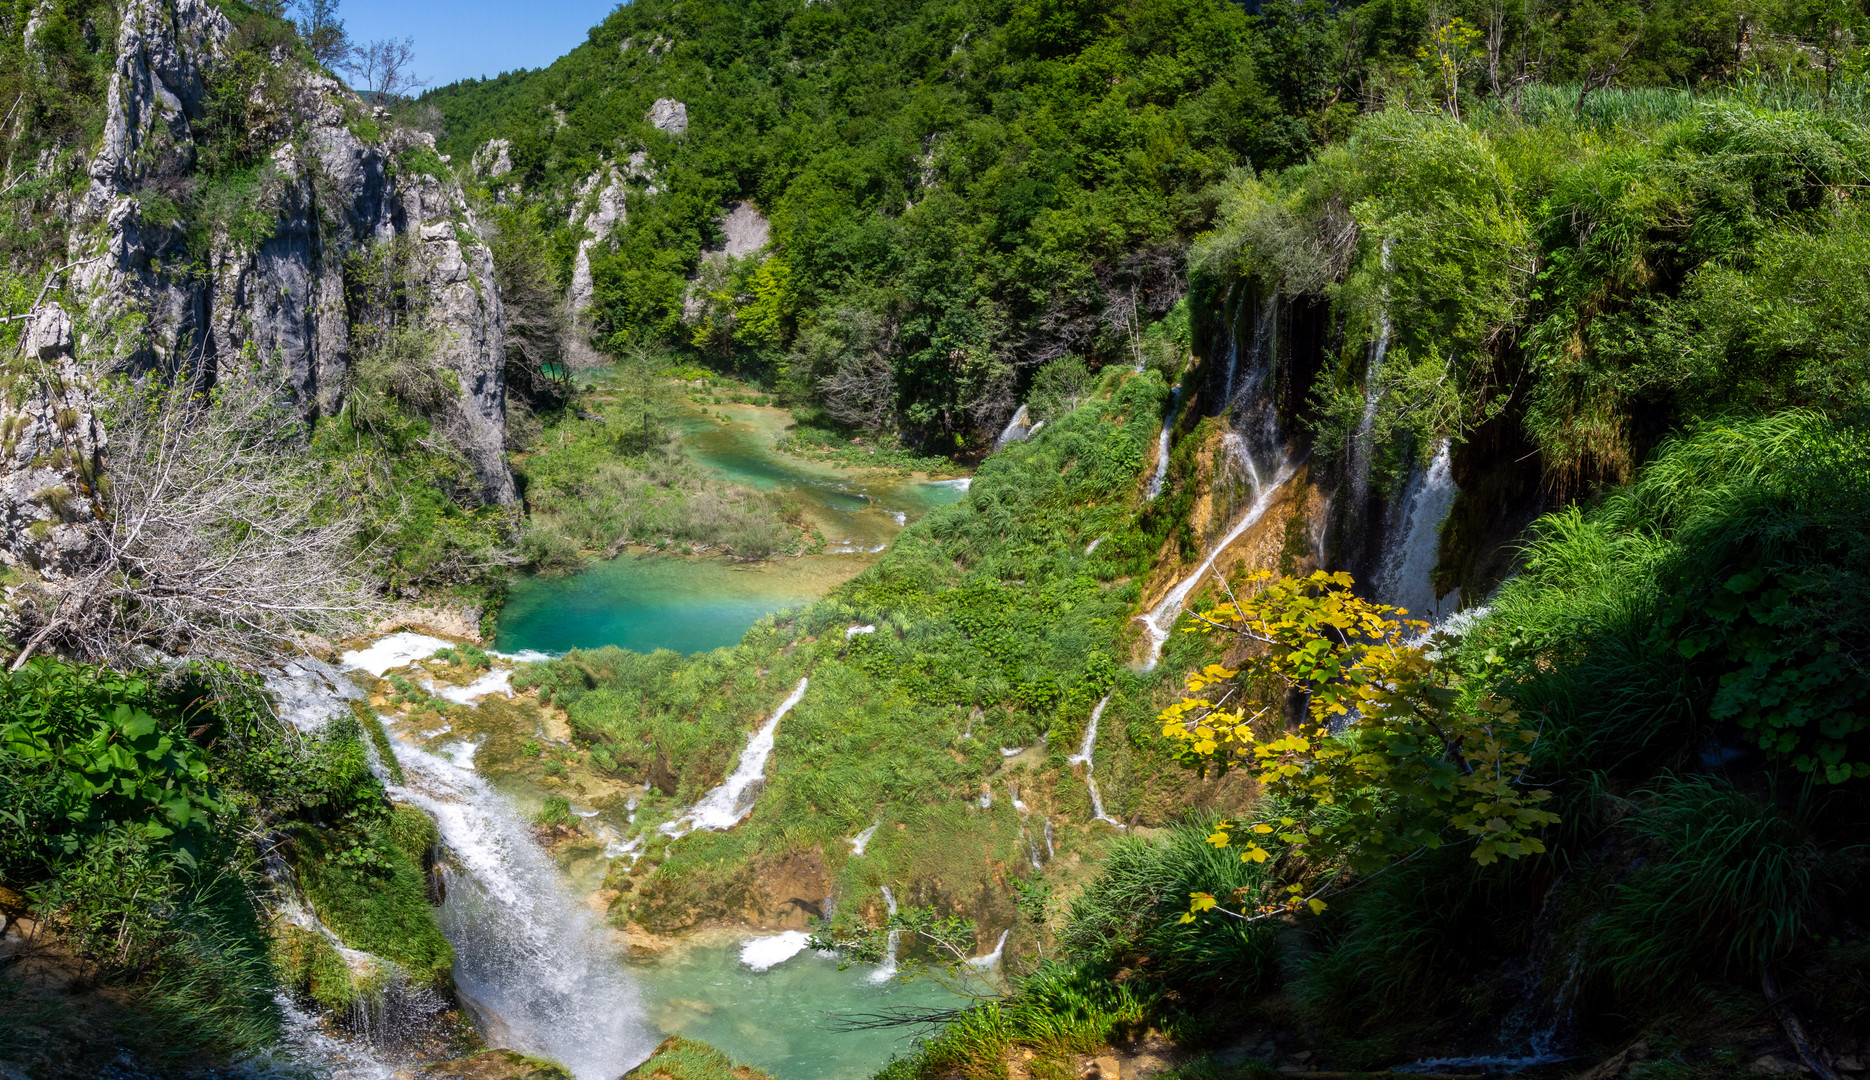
623 1037 777 1080
418 1049 574 1080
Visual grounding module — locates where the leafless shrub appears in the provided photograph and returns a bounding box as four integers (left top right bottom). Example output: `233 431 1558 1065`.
799 306 900 434
9 364 379 671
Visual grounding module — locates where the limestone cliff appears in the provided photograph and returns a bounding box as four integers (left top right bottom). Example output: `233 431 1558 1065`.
0 0 514 578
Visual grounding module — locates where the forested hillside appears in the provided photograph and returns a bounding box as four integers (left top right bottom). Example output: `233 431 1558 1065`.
426 0 1870 452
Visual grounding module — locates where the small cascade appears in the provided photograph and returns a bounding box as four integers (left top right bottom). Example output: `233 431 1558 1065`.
847 822 880 855
1067 695 1124 828
869 886 902 984
966 929 1010 970
993 404 1033 449
389 740 657 1080
1146 387 1182 500
1084 536 1103 555
1351 240 1396 514
1139 457 1300 670
1229 292 1281 463
265 655 367 733
660 677 810 838
1043 819 1055 859
1376 439 1461 623
1218 282 1243 397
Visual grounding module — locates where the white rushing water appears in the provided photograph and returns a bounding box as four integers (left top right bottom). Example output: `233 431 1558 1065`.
739 931 814 972
1351 239 1396 514
847 822 880 855
1376 439 1461 623
428 668 514 705
660 677 810 838
993 404 1033 449
1138 458 1299 670
1146 386 1181 500
966 929 1010 970
1067 695 1124 827
340 633 454 677
388 739 657 1080
869 885 901 984
264 655 367 733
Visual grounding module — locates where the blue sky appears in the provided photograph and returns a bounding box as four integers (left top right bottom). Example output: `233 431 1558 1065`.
336 0 622 89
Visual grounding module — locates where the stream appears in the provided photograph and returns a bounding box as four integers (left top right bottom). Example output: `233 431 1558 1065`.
496 400 968 656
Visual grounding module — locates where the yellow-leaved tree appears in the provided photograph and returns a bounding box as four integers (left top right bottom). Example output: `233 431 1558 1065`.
1158 570 1557 921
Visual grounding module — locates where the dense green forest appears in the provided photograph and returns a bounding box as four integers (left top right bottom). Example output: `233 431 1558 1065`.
429 0 1870 453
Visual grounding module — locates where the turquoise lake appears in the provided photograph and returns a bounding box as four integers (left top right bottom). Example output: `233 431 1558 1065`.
495 401 968 656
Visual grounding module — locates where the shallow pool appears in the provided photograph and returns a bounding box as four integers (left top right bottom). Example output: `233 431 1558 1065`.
631 939 966 1080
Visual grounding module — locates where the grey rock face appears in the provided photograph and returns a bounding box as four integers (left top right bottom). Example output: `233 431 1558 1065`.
682 201 770 322
566 163 628 321
0 303 107 578
66 0 514 507
647 98 688 136
473 137 513 178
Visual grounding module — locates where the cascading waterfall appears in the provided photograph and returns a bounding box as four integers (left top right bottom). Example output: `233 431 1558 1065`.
966 930 1010 970
1146 386 1182 500
388 740 657 1080
1218 282 1243 397
993 404 1033 449
660 677 810 838
1230 291 1281 462
1138 457 1299 670
869 886 902 984
1067 695 1124 828
1375 439 1461 623
1351 239 1396 515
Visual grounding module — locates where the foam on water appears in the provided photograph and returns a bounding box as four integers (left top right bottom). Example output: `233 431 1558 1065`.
846 624 876 638
661 678 809 838
740 931 813 972
340 632 454 677
429 668 514 705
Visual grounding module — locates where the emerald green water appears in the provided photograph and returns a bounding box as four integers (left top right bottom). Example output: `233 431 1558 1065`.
493 552 867 656
496 401 968 656
632 942 964 1080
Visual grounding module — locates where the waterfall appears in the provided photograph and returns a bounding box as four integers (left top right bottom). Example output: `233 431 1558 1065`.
388 741 657 1080
660 677 809 838
1376 439 1461 623
1146 387 1181 500
1351 238 1396 515
869 886 901 984
966 930 1010 970
1218 283 1242 398
1138 458 1300 670
993 404 1033 450
847 822 880 855
1229 292 1280 465
1067 695 1124 828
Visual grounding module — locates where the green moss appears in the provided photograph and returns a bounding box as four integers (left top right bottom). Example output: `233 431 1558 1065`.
292 799 453 987
622 1037 774 1080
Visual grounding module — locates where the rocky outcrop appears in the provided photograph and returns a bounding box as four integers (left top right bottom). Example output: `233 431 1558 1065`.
566 163 627 323
0 304 106 577
60 0 514 506
681 201 770 322
473 137 513 178
646 97 688 136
